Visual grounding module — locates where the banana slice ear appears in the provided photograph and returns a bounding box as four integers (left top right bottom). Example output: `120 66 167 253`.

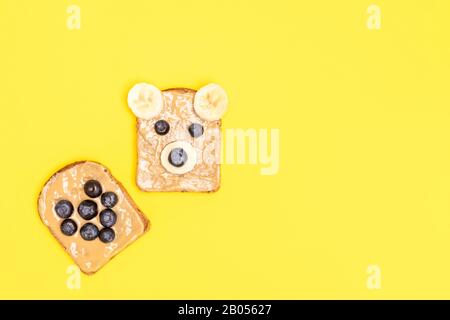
194 84 228 121
127 83 163 120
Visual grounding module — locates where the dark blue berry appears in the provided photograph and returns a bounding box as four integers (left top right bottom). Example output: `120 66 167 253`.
77 200 98 220
60 219 77 236
168 148 188 167
84 180 102 198
80 223 99 241
100 209 117 228
188 123 204 138
101 192 118 208
154 120 170 135
55 200 74 219
99 228 115 243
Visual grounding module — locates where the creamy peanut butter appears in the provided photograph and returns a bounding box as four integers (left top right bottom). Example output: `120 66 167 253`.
137 88 221 192
38 161 150 275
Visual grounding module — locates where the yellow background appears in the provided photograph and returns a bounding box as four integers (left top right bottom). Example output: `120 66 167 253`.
1 0 450 299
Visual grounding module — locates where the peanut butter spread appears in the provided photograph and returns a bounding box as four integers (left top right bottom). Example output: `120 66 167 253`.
38 161 149 274
137 88 221 192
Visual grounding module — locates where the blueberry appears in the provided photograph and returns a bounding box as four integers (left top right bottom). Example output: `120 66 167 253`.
99 228 115 243
101 192 118 208
100 209 117 228
55 200 74 219
154 120 170 135
77 200 98 220
80 223 99 241
188 123 204 138
168 148 188 167
84 180 102 198
60 219 77 236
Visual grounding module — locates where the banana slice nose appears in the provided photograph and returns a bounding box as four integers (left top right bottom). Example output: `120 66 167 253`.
160 141 197 174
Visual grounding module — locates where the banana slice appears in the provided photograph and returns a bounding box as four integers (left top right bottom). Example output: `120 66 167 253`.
127 83 163 120
194 84 228 121
160 141 197 175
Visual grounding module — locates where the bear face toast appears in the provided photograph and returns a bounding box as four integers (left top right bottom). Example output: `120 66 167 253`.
127 83 228 192
38 161 150 275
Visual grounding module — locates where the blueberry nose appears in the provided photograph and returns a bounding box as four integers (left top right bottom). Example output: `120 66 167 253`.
168 148 188 167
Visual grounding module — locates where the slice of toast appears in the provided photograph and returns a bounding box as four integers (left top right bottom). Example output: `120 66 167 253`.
136 88 222 192
38 161 150 275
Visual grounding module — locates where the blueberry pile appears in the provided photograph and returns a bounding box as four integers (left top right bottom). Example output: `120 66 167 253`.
54 180 118 243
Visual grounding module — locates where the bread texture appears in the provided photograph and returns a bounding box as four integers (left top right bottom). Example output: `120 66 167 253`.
38 161 150 275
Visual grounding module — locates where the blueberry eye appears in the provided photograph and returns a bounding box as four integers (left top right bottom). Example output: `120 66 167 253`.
188 123 204 138
154 120 170 135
